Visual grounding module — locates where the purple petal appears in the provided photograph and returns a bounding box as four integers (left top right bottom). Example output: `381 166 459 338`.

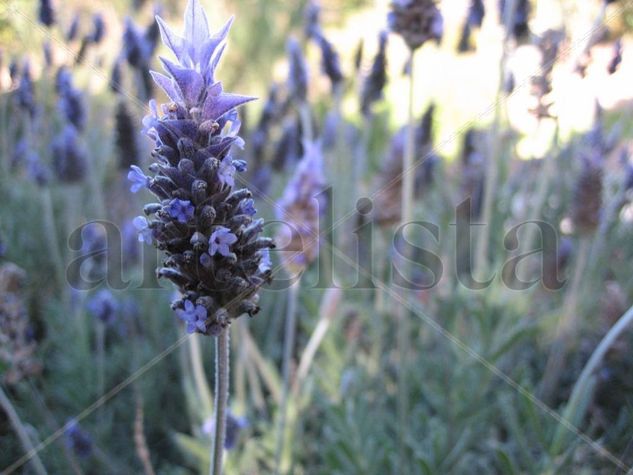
156 16 187 62
184 0 210 49
160 58 204 105
150 71 182 103
202 93 255 121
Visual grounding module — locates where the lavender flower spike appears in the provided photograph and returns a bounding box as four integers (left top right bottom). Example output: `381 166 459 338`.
135 0 273 336
276 141 326 274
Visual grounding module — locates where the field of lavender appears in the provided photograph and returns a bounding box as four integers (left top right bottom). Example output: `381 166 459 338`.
1 0 633 473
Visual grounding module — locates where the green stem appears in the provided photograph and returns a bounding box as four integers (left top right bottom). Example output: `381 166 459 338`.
189 333 214 417
540 236 591 402
0 385 48 475
96 321 105 420
396 48 416 473
275 278 301 475
473 0 517 278
40 188 66 292
210 328 230 475
551 303 633 454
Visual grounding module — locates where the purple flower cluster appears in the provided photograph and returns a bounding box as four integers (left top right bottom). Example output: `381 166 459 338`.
131 0 274 335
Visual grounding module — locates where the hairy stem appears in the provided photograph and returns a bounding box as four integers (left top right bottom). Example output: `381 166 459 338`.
0 385 48 475
210 329 230 475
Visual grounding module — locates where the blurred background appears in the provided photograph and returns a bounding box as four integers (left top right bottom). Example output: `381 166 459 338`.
1 0 633 473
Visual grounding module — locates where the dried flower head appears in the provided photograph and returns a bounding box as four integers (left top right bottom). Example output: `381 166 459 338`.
373 105 438 225
529 29 564 119
134 0 274 335
276 141 326 274
571 154 603 235
0 263 41 385
388 0 443 51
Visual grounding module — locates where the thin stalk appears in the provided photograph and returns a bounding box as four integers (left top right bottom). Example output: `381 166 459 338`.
474 0 517 278
238 319 265 411
292 287 342 395
299 102 313 142
551 303 633 454
96 320 105 420
540 236 591 402
189 333 214 417
210 328 230 475
275 278 301 475
396 48 416 473
0 385 48 475
40 188 66 292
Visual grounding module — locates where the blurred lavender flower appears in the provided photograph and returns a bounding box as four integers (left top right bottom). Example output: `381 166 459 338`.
276 141 326 273
43 41 53 69
26 150 50 187
136 0 274 334
304 1 321 39
467 0 485 27
64 420 93 458
88 13 106 44
56 67 86 130
286 38 308 104
314 32 344 88
500 0 530 40
52 125 87 183
66 14 80 42
608 39 623 75
88 289 118 325
388 0 443 51
272 118 301 171
114 100 140 170
38 0 55 27
360 32 387 116
203 411 248 449
144 12 161 57
123 17 151 69
16 61 36 118
110 61 122 94
122 220 141 265
8 58 19 86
